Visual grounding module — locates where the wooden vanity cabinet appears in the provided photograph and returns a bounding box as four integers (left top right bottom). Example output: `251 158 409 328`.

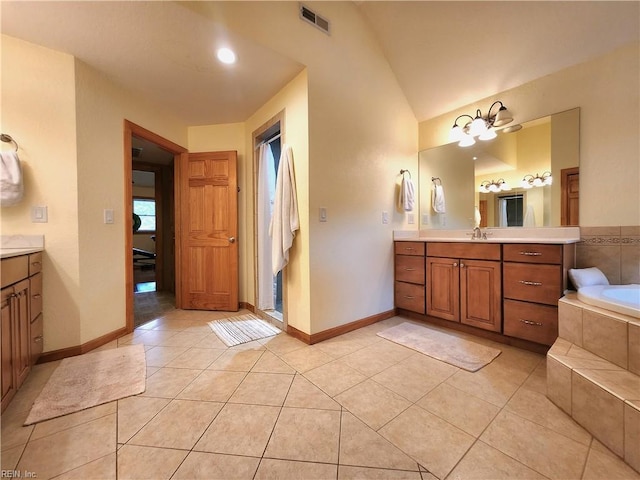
502 244 573 346
395 240 574 349
394 242 426 314
426 243 502 332
1 252 44 412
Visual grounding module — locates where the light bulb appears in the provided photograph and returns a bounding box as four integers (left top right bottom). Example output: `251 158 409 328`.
217 47 236 64
459 133 476 147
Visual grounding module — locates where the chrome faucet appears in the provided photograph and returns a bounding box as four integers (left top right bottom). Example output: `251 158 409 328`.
471 226 485 240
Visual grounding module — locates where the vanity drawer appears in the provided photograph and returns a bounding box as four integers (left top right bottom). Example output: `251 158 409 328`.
503 244 562 264
395 281 425 314
30 272 43 321
1 256 28 288
394 242 425 257
503 263 562 305
29 252 43 275
395 255 425 284
427 242 501 261
504 299 558 345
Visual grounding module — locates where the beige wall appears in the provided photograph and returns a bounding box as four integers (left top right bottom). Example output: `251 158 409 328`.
419 42 640 227
1 35 82 350
1 35 189 351
187 2 418 335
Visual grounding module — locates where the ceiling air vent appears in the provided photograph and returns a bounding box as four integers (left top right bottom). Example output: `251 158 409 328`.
300 4 330 35
132 147 143 159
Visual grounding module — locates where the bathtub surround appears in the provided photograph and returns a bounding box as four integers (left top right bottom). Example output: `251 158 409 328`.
576 226 640 285
548 293 640 473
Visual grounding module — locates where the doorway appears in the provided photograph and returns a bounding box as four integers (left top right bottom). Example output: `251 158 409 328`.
253 112 285 325
124 121 187 331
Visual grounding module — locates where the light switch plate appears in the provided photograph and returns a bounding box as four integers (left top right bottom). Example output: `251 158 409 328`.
319 207 327 222
104 209 114 224
31 206 48 223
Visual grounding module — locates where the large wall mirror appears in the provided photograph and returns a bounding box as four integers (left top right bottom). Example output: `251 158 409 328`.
419 107 579 229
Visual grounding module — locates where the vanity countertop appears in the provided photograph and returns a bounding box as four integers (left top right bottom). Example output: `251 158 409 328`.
1 235 45 258
1 247 44 259
394 227 580 244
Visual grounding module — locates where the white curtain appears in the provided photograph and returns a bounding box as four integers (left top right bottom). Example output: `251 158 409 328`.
498 198 508 227
257 144 276 310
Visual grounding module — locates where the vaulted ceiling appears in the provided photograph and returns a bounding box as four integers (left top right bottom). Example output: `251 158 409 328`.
2 1 638 126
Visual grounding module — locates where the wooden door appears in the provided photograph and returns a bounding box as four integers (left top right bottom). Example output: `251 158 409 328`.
460 260 501 332
179 151 239 311
426 257 459 322
561 167 579 226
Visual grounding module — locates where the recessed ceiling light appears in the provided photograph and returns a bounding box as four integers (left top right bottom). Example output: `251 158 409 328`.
217 47 236 65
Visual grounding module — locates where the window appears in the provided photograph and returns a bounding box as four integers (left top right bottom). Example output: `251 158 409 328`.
133 198 156 232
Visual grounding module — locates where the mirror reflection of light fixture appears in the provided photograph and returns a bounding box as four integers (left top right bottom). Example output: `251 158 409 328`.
448 101 515 147
521 171 553 189
479 178 511 193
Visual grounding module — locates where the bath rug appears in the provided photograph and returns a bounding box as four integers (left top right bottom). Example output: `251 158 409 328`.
377 322 501 372
208 313 281 347
25 344 146 425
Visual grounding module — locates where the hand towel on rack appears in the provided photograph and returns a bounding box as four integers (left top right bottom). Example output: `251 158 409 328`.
432 184 446 213
269 144 299 275
1 151 23 206
399 176 415 212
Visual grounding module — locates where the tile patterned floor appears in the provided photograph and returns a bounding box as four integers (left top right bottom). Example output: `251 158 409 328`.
2 309 639 480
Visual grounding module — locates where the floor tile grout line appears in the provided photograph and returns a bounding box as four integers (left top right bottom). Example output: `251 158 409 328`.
252 370 298 478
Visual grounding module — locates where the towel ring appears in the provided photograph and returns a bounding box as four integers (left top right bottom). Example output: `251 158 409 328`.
431 176 441 185
400 169 411 178
0 134 19 152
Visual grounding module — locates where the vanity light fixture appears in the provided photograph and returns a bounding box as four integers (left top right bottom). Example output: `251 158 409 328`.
521 171 553 188
479 178 511 193
449 101 514 147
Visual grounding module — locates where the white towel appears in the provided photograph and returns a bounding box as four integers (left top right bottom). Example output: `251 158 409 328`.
432 184 446 213
269 144 299 275
400 177 415 212
1 151 23 206
523 205 536 227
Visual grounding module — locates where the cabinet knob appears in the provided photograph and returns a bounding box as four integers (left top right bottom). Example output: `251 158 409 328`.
460 262 465 268
453 262 458 267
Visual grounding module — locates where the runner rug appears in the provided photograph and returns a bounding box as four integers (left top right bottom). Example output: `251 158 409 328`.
377 322 501 372
25 344 146 425
208 313 281 347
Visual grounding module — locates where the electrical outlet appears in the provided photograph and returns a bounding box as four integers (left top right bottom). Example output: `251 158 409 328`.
382 211 389 224
407 213 415 224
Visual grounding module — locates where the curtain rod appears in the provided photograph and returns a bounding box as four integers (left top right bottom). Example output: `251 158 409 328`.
254 133 282 150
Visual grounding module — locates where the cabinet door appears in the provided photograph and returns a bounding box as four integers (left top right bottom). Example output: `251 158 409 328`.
14 280 31 388
427 257 459 322
460 260 502 332
1 287 15 411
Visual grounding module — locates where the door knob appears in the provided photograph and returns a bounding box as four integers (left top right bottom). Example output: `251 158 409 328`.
229 237 236 243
